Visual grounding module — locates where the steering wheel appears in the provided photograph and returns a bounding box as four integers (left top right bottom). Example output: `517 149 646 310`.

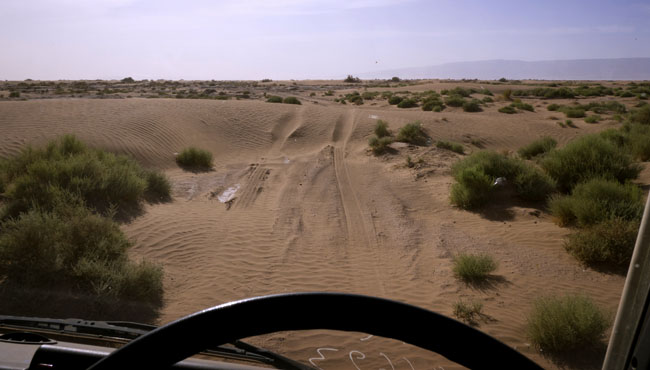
88 292 542 369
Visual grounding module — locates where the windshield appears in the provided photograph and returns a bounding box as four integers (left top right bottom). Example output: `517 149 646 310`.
1 1 650 369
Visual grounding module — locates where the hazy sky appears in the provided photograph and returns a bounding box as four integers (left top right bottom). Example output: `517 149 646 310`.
1 0 649 80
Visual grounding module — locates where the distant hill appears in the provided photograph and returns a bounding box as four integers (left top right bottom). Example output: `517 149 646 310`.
360 58 650 80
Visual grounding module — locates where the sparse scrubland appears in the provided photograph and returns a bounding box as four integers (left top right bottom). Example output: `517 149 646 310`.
0 135 168 308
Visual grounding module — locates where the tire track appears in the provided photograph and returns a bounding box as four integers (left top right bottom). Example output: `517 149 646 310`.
234 165 269 209
332 110 386 295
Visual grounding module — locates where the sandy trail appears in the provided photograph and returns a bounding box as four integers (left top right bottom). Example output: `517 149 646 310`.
0 93 636 369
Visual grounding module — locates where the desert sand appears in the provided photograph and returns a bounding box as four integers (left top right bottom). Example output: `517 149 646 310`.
0 80 644 369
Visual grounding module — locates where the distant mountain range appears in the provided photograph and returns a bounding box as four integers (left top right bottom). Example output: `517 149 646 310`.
359 58 650 80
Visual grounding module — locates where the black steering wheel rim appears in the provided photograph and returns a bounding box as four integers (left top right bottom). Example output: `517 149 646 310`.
88 292 542 369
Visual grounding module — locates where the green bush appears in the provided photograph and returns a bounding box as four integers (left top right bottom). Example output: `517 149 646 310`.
547 103 560 111
547 179 643 227
527 294 609 353
266 95 282 103
9 91 20 98
451 151 555 204
283 96 301 105
560 106 586 118
176 147 213 170
0 206 162 303
462 99 482 112
540 135 640 192
396 122 428 145
374 120 391 138
397 98 418 108
584 114 601 123
388 96 403 105
144 170 172 202
453 300 484 325
498 105 517 114
450 167 493 209
445 95 465 107
630 104 650 125
565 219 639 268
368 136 394 155
511 100 534 112
453 254 498 283
518 137 557 159
436 141 464 154
0 135 170 217
513 166 556 201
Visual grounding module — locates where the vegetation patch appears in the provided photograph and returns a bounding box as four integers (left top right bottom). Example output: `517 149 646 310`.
397 98 418 108
547 179 643 227
518 137 557 159
436 141 464 154
0 136 166 309
176 147 213 171
498 105 517 114
444 95 465 107
462 99 482 112
396 122 428 145
527 294 609 353
450 151 555 208
368 136 394 155
283 96 301 105
453 254 498 283
584 114 601 123
541 135 640 192
453 300 484 325
266 95 282 103
565 219 639 269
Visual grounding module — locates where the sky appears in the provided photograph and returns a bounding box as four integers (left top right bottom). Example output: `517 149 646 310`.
1 0 649 80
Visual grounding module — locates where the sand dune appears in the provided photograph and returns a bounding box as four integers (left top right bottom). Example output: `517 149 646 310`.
0 83 638 368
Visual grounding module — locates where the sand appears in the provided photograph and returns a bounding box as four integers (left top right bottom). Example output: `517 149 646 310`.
0 81 642 369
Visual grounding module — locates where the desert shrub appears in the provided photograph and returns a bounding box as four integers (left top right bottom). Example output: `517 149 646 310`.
436 141 464 154
630 104 650 125
362 91 379 100
511 100 534 112
453 300 484 325
445 95 465 107
513 166 556 201
0 206 163 303
462 99 482 112
453 254 498 283
498 105 517 114
547 179 643 227
565 119 577 128
9 91 20 98
344 75 361 83
397 98 418 108
547 103 561 111
540 135 640 192
565 219 639 268
176 147 213 170
266 95 282 103
368 136 394 155
283 96 301 105
391 76 400 82
560 106 586 118
324 90 334 96
518 137 557 159
503 89 512 100
627 124 650 161
396 122 428 145
451 151 522 180
450 166 493 209
144 170 172 202
374 120 391 138
0 135 171 217
584 114 601 123
388 95 403 105
482 96 494 103
527 294 609 353
422 100 445 111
